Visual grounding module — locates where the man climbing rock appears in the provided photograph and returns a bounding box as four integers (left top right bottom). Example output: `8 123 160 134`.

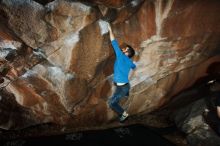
107 24 136 123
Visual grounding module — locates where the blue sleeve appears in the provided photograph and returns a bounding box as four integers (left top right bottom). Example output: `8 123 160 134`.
111 39 123 58
131 62 136 70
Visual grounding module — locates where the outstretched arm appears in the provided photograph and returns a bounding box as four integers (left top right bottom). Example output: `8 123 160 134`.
108 24 123 57
108 24 115 41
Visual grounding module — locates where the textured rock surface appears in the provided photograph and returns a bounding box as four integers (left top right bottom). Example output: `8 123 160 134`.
0 0 220 133
173 99 220 146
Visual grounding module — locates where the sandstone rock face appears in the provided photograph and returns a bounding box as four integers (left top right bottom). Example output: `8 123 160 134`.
0 0 220 131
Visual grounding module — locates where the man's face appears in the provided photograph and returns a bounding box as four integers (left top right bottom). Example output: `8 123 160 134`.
122 47 129 56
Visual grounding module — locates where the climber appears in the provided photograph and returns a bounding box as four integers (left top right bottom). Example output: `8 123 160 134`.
107 24 136 123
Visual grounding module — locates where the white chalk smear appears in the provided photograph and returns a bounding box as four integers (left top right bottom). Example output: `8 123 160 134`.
98 20 109 35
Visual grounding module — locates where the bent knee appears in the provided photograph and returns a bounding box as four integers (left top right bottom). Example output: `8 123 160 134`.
108 98 117 107
108 100 114 108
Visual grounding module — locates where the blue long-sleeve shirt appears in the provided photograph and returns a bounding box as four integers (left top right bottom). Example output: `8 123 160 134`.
111 39 136 83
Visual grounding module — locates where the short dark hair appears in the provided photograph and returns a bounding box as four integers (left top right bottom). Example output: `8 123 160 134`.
126 45 135 58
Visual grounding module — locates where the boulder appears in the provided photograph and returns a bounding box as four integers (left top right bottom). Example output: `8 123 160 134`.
0 0 220 132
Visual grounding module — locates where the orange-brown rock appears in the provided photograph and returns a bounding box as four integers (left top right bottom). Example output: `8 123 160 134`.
0 0 220 131
80 0 128 8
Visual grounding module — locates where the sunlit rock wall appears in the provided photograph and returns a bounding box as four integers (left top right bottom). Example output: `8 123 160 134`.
0 0 220 130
